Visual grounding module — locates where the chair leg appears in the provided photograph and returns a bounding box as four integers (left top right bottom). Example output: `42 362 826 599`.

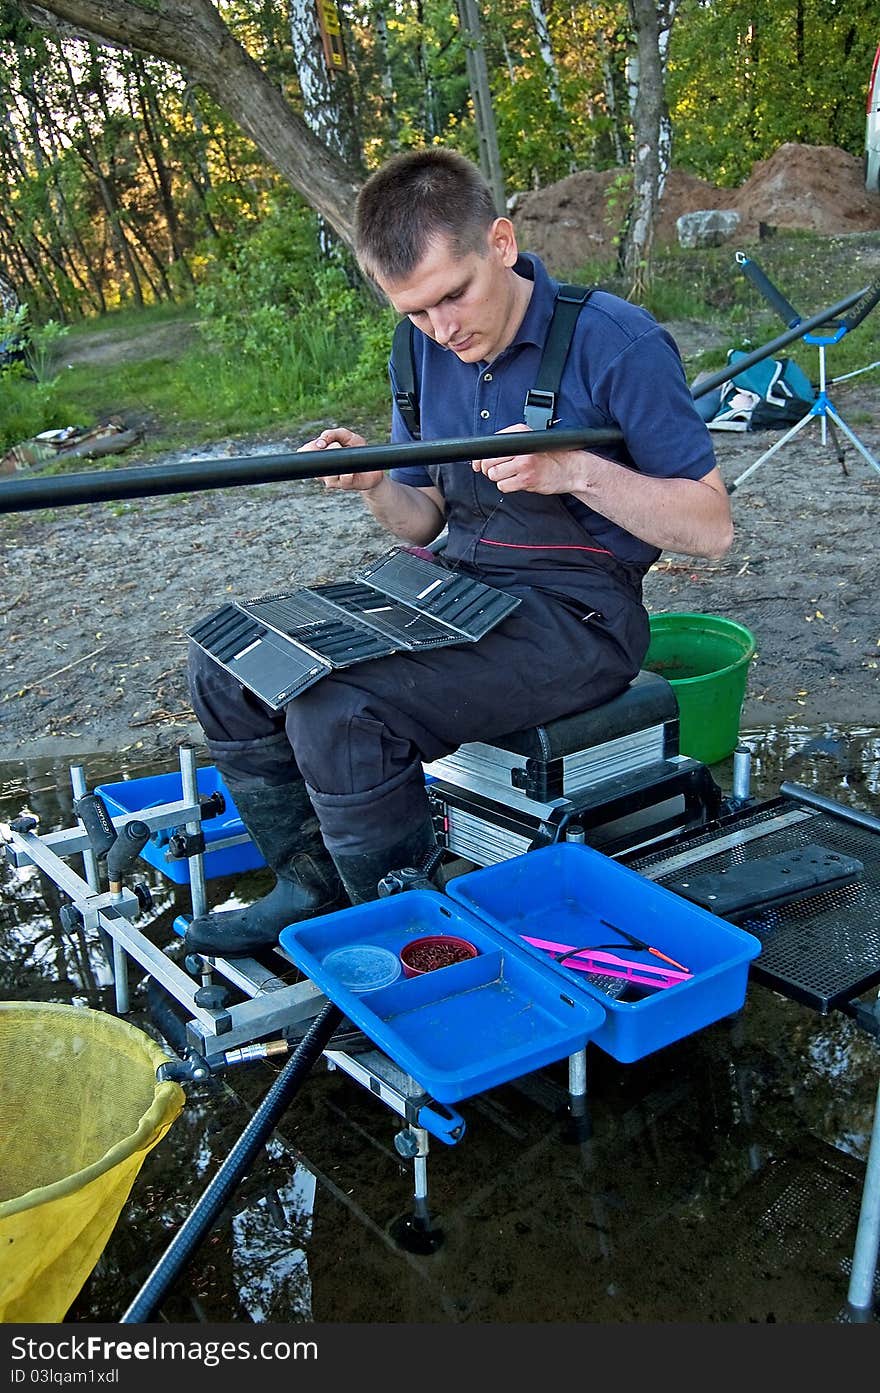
823 414 849 473
728 409 817 493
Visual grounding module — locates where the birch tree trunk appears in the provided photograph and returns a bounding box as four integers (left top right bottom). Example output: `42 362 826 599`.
622 0 677 298
528 0 574 172
287 0 360 166
528 0 563 114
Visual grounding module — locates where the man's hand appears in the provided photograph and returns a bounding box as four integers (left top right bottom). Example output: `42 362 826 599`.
472 422 583 495
473 423 733 559
297 427 385 493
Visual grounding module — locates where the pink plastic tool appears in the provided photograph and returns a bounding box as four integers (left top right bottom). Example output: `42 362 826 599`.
521 934 692 990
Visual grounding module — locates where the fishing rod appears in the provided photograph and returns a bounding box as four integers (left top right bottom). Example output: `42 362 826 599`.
0 283 869 516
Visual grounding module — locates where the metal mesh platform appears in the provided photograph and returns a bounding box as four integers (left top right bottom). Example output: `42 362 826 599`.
724 1140 865 1266
631 793 880 1013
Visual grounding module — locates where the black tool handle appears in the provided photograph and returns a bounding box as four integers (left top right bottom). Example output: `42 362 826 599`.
73 793 118 859
735 252 801 327
106 819 151 885
199 791 226 819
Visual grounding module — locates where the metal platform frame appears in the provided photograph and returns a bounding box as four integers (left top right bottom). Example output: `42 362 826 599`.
4 740 879 1316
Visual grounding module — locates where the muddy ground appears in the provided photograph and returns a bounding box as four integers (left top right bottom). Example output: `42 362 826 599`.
1 366 878 766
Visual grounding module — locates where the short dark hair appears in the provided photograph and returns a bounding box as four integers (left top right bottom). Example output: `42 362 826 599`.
354 148 499 283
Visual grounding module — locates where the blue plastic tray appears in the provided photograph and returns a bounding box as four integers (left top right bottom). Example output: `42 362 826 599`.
278 891 605 1103
96 767 266 885
446 844 762 1064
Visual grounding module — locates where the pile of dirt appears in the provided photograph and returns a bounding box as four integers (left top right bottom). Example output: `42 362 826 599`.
515 143 880 275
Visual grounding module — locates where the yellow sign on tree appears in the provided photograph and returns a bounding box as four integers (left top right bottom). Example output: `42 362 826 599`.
316 0 346 72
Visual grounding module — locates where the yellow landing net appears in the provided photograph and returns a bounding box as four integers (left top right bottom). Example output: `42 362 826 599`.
0 1002 185 1323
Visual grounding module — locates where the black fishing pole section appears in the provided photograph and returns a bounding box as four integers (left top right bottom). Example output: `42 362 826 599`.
684 282 872 396
0 283 868 517
119 999 343 1325
0 427 624 514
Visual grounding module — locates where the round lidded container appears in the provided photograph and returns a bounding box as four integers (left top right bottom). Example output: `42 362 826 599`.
322 944 402 993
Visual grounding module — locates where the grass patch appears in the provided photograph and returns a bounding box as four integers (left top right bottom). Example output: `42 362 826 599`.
29 311 392 461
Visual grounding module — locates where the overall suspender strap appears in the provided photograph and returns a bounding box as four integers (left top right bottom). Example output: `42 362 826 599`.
391 282 595 441
392 316 421 440
523 283 594 430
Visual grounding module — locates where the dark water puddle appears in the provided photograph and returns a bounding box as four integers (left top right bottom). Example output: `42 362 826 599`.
1 725 879 1324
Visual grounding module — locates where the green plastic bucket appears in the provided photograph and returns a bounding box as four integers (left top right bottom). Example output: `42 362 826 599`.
644 613 757 765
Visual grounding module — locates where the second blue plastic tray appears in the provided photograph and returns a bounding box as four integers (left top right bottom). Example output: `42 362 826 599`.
447 844 762 1063
96 767 266 884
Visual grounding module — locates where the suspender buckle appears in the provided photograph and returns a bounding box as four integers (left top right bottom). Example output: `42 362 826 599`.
523 388 556 431
395 388 420 436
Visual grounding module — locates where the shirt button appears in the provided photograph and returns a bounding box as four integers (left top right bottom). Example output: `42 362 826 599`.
480 409 490 419
483 372 493 381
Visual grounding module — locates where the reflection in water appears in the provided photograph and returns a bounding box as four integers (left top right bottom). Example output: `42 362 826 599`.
231 1138 316 1322
1 725 878 1323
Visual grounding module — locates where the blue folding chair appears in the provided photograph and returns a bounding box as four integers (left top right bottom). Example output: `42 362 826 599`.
730 253 880 493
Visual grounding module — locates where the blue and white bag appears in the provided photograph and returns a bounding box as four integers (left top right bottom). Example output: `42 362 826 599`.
700 350 816 432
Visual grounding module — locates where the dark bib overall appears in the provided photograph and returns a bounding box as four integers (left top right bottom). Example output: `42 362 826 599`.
188 453 649 855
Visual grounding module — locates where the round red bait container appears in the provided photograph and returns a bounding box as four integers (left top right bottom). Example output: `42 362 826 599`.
399 934 478 978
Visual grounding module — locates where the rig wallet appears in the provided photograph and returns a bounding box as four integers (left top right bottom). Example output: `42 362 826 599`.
187 548 521 710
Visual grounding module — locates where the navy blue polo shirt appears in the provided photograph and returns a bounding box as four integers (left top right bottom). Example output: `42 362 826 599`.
388 252 717 567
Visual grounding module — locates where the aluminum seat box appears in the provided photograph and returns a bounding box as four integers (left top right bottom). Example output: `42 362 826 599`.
425 669 681 803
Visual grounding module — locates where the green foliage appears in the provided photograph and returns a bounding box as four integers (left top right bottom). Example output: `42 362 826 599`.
668 0 877 184
0 362 77 454
195 188 324 315
189 188 396 426
0 306 73 450
26 316 70 385
486 0 631 186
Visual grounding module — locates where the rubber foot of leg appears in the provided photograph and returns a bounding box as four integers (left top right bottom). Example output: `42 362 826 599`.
388 1211 444 1254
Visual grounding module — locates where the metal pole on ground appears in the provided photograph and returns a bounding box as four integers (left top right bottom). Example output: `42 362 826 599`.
846 1076 880 1321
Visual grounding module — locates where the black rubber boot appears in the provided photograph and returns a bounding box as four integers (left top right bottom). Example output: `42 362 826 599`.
328 816 439 906
183 778 347 957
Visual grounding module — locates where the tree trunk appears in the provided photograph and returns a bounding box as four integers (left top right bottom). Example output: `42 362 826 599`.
56 42 145 306
287 0 361 258
528 0 563 114
22 0 364 253
456 0 506 212
28 79 110 312
131 57 194 285
416 0 437 139
623 0 676 299
373 5 399 147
